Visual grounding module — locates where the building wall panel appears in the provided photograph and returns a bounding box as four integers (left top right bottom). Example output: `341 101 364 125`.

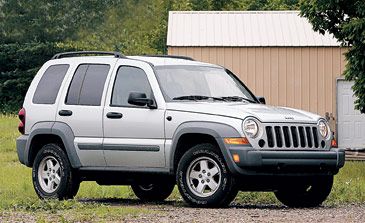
168 46 346 117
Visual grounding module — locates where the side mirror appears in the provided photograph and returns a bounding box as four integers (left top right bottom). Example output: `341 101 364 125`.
256 96 266 104
128 92 156 109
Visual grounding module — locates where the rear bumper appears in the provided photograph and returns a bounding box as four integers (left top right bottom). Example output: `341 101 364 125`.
16 135 28 165
228 147 345 176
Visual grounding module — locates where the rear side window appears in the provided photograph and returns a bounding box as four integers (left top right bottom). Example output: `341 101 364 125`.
66 64 110 106
111 66 153 107
33 64 69 104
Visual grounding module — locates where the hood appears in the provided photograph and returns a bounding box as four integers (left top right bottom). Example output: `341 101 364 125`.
166 102 321 123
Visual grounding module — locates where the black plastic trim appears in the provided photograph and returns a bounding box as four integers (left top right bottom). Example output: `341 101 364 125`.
103 144 160 152
141 55 195 61
78 143 103 150
52 51 125 59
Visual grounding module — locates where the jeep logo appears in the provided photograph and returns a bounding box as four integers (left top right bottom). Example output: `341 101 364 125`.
285 116 294 120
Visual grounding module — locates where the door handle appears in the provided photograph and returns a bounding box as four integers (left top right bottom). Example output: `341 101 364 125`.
58 110 73 116
106 112 123 119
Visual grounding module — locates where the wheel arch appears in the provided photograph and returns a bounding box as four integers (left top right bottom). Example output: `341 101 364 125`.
25 122 81 168
169 121 241 175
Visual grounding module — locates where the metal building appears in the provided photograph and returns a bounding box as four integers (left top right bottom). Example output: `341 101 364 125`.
167 11 365 149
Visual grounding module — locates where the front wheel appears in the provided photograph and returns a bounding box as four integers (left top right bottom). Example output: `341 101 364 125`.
32 143 80 200
176 143 238 207
274 175 333 208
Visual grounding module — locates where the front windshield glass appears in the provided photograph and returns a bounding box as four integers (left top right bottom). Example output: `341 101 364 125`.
154 65 257 103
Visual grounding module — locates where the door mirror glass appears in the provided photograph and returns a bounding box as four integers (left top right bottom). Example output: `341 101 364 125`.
128 92 156 108
257 96 266 104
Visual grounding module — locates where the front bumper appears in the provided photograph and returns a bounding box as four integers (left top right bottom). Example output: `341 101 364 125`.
228 147 345 175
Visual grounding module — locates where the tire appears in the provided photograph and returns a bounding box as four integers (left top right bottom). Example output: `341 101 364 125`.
274 175 333 208
176 143 238 208
131 181 175 201
32 143 80 200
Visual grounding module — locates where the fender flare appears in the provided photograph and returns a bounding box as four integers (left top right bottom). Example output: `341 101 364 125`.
24 122 81 168
169 121 241 174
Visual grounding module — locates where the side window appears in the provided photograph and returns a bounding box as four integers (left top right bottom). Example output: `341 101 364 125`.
33 64 69 104
111 66 153 107
66 64 110 106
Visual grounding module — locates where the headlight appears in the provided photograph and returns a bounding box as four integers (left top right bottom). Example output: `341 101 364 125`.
243 119 259 138
318 120 329 138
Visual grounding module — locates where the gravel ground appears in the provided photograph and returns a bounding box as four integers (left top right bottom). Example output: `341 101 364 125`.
1 202 364 223
126 203 365 223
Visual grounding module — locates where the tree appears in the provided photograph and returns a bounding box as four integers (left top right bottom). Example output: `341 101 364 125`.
300 0 365 113
0 0 109 43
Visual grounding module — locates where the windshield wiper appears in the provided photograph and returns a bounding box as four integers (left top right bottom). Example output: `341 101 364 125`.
221 96 257 103
173 95 226 101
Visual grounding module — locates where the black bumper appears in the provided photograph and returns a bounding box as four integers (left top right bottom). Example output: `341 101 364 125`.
16 135 28 165
228 147 345 176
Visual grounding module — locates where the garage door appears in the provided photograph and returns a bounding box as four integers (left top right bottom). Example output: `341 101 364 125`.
337 79 365 149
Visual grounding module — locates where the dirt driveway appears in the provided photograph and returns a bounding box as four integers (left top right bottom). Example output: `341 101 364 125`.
126 202 364 223
1 200 364 223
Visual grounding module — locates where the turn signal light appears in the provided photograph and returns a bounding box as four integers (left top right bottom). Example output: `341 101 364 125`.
232 154 240 163
224 137 249 145
331 139 338 148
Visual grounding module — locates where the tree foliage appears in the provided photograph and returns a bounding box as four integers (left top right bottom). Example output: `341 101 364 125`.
300 0 365 113
0 43 76 113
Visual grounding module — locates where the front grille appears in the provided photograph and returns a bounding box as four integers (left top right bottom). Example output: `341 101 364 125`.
265 125 320 149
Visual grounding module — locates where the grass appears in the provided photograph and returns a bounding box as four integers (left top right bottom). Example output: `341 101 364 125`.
0 115 365 221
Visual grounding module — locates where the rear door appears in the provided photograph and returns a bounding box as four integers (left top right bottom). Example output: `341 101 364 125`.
56 58 117 167
103 59 166 168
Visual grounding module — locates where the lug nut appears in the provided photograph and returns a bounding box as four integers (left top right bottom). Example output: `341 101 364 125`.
202 170 206 173
206 179 210 183
207 173 211 176
201 180 204 183
199 174 202 178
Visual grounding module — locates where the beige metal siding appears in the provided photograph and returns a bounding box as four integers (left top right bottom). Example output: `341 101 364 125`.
168 46 346 117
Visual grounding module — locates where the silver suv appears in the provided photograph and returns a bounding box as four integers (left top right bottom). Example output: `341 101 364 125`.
16 51 345 208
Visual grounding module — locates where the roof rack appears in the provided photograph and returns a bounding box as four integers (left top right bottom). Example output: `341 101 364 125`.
52 51 125 59
142 55 195 61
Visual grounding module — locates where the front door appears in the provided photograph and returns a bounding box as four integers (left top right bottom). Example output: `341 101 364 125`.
103 59 166 168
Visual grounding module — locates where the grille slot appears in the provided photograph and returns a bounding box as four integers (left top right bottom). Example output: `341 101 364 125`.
298 127 306 147
305 127 313 148
312 127 319 148
274 126 283 147
290 126 299 147
283 126 291 147
265 125 320 149
266 126 274 147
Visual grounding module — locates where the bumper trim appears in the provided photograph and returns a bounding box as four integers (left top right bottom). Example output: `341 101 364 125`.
229 148 345 171
16 135 28 165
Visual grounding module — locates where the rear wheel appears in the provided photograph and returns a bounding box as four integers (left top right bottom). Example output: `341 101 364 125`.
32 143 80 200
176 143 238 207
274 175 333 208
131 181 175 201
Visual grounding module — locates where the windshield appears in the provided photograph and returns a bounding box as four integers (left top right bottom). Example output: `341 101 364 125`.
154 65 257 103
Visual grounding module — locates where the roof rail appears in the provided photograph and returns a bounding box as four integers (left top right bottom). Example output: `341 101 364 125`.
142 55 195 61
52 51 125 59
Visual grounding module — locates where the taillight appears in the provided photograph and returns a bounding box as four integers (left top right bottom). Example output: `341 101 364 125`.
18 108 25 134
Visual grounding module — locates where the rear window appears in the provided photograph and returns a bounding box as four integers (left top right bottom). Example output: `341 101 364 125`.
66 64 110 106
33 64 70 104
